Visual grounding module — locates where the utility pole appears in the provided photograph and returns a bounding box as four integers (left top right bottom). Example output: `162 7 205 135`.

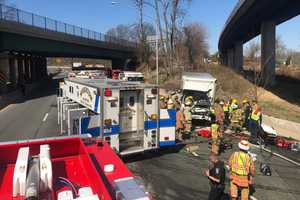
156 20 159 85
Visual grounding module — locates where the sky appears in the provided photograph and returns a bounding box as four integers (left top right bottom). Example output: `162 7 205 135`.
6 0 300 54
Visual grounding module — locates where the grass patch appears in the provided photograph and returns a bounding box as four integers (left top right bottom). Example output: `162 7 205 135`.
260 101 300 123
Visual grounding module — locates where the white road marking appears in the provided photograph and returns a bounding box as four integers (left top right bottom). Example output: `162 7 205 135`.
42 113 49 122
192 152 199 157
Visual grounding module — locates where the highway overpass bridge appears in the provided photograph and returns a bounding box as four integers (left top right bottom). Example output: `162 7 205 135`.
219 0 300 86
0 4 137 93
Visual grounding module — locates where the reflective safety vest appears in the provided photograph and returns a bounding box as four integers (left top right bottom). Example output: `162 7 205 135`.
250 108 261 121
223 104 229 112
229 104 235 113
211 123 219 140
229 152 253 176
210 108 215 116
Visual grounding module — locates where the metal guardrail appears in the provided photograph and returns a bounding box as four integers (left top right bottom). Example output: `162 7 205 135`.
0 4 137 48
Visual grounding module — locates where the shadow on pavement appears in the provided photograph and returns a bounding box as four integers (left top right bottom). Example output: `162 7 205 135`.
123 144 186 163
0 72 64 110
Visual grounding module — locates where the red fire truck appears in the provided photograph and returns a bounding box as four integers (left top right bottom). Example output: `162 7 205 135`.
0 135 151 200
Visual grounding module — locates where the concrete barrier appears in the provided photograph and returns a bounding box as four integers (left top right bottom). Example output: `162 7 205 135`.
263 115 300 141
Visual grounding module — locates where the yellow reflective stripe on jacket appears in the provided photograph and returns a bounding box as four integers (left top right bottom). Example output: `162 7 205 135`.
229 105 233 113
230 152 251 176
251 109 261 121
211 123 219 139
223 105 229 112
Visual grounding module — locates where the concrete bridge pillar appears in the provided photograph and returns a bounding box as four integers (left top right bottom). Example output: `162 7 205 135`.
36 57 41 80
234 42 243 71
227 49 235 69
8 56 17 86
24 55 30 83
0 55 9 93
37 57 46 79
220 52 227 65
17 56 24 85
261 21 276 87
30 56 36 81
41 57 47 78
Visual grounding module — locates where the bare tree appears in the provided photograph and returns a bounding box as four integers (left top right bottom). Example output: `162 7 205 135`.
133 0 145 42
106 23 154 42
106 22 155 70
181 22 208 69
152 0 192 76
246 41 260 61
106 24 135 41
133 0 156 68
276 35 287 60
131 22 156 41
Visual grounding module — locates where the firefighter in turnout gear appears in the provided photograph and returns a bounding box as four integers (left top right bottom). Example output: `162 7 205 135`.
173 95 181 110
230 103 243 133
229 140 255 200
210 115 222 155
183 96 193 138
213 99 224 127
160 95 167 109
223 100 230 127
167 98 175 109
170 91 177 101
176 106 185 141
249 100 262 144
242 99 251 130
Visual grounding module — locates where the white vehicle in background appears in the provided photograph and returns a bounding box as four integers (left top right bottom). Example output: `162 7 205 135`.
68 72 76 78
72 62 82 67
68 70 106 79
74 71 90 79
87 70 106 79
182 72 217 121
119 71 144 82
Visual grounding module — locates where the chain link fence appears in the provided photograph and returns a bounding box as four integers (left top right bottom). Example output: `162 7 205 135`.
0 3 137 48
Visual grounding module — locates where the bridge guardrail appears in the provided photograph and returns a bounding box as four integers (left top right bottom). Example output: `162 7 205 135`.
0 4 138 48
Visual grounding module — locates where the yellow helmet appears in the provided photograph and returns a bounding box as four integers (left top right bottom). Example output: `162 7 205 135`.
186 96 193 101
242 99 248 104
167 98 174 105
160 95 165 100
185 100 192 106
232 99 238 104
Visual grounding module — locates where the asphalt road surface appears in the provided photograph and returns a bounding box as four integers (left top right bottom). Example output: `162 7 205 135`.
0 78 60 142
126 140 300 200
0 75 299 200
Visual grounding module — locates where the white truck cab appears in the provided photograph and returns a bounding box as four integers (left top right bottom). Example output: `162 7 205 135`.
182 72 217 121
